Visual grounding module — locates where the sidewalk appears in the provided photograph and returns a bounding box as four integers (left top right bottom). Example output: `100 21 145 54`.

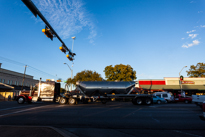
0 125 78 137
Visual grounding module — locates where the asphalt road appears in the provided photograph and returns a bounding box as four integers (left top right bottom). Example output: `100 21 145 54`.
0 101 204 137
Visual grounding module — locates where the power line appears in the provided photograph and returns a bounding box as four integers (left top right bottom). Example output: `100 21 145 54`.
0 56 62 80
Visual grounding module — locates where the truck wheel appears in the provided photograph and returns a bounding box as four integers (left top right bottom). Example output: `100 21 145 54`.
136 98 142 105
184 100 189 104
68 98 76 105
145 98 152 105
59 97 67 105
157 100 161 104
17 97 25 104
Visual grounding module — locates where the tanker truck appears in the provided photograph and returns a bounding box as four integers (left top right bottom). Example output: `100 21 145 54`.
59 81 153 105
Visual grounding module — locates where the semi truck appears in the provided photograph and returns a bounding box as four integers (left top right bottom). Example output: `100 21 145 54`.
59 81 153 105
16 80 60 104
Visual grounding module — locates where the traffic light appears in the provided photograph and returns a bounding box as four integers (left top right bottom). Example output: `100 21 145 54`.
42 26 53 40
66 54 74 61
180 75 184 81
59 46 66 53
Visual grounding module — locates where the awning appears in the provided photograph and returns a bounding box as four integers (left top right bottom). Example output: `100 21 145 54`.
0 82 14 90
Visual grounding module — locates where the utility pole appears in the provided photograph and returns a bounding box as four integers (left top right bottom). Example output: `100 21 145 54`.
21 65 28 90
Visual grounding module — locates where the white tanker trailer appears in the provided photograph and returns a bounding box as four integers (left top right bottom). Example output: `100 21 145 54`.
59 81 153 105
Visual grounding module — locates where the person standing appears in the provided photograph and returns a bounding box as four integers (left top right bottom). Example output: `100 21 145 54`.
8 95 11 101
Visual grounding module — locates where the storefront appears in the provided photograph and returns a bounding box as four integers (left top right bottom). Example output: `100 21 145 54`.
138 77 205 96
0 82 14 100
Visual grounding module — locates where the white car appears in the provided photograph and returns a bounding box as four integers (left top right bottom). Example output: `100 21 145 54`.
192 95 205 108
153 92 172 103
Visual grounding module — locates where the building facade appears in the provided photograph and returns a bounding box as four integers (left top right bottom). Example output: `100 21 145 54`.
0 64 39 99
138 77 205 96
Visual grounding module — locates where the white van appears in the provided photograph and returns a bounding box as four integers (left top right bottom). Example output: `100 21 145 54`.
153 92 172 103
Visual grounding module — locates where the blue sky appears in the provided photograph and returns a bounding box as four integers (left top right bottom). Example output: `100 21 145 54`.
0 0 205 84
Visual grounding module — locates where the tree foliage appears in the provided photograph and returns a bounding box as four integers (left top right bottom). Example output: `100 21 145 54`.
66 70 103 86
104 64 137 81
186 63 205 77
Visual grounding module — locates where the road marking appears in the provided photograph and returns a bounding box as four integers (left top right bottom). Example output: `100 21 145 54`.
150 114 160 123
0 106 34 111
122 108 142 118
0 105 54 117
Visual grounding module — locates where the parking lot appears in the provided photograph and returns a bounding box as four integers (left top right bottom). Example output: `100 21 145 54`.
0 101 204 137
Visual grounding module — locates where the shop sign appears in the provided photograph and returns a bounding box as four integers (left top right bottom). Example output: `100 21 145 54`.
182 81 195 84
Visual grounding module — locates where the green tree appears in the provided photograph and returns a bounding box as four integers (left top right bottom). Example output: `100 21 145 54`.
66 70 103 86
186 63 205 77
104 64 136 81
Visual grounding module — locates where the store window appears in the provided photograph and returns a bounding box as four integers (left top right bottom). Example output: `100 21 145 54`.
10 80 12 85
15 81 17 85
0 79 1 82
2 79 5 83
8 80 10 85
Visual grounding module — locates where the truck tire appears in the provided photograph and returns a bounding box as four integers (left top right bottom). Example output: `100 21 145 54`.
184 100 189 104
145 98 152 105
136 98 142 105
59 97 67 105
157 100 161 104
68 98 76 105
17 97 25 104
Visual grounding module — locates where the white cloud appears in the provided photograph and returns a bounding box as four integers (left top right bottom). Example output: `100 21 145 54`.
200 25 205 28
190 1 194 3
188 34 198 39
33 0 97 44
198 11 203 13
181 38 185 40
182 40 200 48
186 30 196 33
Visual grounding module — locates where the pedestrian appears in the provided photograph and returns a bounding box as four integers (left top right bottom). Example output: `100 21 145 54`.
8 95 11 101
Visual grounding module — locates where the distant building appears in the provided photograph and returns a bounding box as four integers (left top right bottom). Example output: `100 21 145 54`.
0 63 39 99
138 77 205 96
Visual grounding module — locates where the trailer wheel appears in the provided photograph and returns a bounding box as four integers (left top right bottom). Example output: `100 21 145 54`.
145 98 152 105
59 97 67 105
136 98 142 105
68 98 76 105
17 97 25 104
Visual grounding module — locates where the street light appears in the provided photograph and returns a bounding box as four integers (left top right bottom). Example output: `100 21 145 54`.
71 36 76 53
179 66 187 96
64 63 73 92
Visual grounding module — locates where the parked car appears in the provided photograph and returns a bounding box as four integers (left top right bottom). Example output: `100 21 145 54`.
192 95 205 107
153 92 172 103
152 96 166 104
174 94 192 103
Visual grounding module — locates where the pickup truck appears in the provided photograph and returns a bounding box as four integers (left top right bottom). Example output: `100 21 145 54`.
192 95 205 108
174 94 192 103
